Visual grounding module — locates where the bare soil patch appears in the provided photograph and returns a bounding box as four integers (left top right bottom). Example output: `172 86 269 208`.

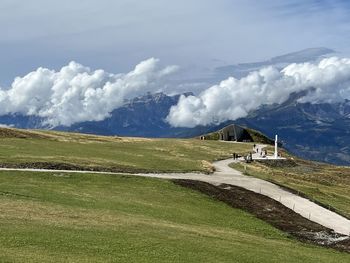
0 128 49 139
0 161 201 174
256 159 298 168
0 162 151 174
173 179 350 253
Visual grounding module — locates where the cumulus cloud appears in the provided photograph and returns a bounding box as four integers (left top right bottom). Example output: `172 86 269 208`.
167 57 350 128
0 58 178 126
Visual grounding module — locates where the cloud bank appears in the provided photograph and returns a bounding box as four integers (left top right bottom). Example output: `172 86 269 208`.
0 58 178 126
2 56 350 129
167 57 350 128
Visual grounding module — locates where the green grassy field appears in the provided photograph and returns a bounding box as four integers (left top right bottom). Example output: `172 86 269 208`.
230 158 350 218
0 128 252 173
0 170 348 263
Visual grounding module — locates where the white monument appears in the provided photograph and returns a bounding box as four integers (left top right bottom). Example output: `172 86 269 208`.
274 135 278 159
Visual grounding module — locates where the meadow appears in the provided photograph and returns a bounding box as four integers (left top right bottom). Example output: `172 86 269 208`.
0 170 348 262
0 128 349 262
0 128 252 173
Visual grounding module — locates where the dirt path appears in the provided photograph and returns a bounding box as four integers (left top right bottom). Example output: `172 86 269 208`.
1 157 350 236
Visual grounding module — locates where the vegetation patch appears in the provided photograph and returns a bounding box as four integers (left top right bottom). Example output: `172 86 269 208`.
200 126 274 145
246 128 275 145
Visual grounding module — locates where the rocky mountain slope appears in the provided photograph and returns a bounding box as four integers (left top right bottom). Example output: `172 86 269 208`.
236 96 350 165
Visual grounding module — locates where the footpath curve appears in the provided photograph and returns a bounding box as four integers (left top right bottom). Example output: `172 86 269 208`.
132 159 350 236
1 158 350 236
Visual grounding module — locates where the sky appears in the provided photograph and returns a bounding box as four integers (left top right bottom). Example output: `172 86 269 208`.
1 0 350 127
1 0 350 84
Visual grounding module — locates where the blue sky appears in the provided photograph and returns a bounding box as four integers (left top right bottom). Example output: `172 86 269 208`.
1 0 350 85
273 0 350 14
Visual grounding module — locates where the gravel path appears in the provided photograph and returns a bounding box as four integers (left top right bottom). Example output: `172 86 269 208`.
1 155 350 236
129 158 350 236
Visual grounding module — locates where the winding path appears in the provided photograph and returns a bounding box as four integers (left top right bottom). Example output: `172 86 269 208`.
1 157 350 236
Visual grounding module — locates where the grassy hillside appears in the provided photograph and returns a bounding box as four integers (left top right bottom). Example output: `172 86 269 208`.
0 128 252 173
0 171 348 262
200 127 274 145
246 128 274 145
231 158 350 218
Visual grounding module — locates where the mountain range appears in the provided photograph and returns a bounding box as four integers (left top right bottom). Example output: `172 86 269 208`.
0 47 349 166
1 90 349 166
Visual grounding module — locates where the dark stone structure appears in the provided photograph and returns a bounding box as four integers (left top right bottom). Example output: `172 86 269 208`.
218 124 253 142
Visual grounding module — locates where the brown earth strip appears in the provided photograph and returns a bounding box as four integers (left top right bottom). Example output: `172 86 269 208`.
0 162 202 174
248 160 350 220
173 179 350 253
0 128 49 139
0 162 150 174
260 177 350 221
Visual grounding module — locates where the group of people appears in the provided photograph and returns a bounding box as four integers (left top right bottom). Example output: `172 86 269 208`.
233 144 270 162
253 144 268 158
233 151 253 163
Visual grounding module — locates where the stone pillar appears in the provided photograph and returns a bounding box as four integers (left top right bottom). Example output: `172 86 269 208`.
274 135 278 159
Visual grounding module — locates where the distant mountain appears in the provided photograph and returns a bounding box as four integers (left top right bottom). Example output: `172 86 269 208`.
0 93 184 136
55 93 172 136
236 97 350 165
0 114 45 130
60 91 350 165
56 92 209 138
0 92 205 138
0 91 349 166
215 47 335 78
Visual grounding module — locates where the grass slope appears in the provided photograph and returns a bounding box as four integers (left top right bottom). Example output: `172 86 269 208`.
200 126 274 145
0 128 252 173
0 171 348 262
231 158 350 218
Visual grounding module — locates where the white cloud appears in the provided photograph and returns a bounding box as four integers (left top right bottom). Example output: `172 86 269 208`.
3 0 350 86
0 124 14 128
2 56 350 129
167 57 350 128
0 58 178 126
